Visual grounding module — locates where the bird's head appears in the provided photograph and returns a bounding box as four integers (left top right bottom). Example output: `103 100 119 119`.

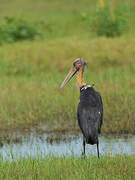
60 58 87 88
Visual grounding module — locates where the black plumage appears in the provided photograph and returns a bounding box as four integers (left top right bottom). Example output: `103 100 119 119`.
77 86 103 157
60 58 103 158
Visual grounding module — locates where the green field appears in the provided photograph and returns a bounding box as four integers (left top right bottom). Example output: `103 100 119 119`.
0 155 134 179
0 0 135 179
0 0 135 139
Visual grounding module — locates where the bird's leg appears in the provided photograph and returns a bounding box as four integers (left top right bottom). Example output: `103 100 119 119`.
97 141 100 158
82 137 86 157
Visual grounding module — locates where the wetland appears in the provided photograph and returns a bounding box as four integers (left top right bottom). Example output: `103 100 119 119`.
0 0 135 179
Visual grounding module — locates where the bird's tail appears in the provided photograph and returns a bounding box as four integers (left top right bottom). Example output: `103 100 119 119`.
86 135 98 145
84 127 98 145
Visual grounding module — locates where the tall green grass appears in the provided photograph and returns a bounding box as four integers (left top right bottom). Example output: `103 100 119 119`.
0 155 135 179
0 0 135 138
0 37 135 137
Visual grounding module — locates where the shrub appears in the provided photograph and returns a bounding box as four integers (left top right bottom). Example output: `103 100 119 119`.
0 17 43 44
89 3 130 37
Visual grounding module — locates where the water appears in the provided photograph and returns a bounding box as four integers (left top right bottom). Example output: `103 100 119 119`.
0 134 135 160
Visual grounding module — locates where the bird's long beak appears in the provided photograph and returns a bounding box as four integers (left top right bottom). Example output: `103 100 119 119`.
60 66 77 88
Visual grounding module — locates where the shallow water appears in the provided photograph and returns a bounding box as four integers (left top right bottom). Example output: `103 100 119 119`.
0 134 135 160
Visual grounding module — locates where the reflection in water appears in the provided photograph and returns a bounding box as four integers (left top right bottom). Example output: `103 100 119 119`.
0 134 135 160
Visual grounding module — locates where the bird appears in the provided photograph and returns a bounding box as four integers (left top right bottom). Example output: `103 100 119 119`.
60 58 103 158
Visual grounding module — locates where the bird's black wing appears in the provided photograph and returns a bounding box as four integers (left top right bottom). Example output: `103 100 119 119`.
78 103 101 144
77 87 103 144
95 91 103 133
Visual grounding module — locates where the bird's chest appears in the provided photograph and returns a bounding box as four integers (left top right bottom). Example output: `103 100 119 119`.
80 95 98 108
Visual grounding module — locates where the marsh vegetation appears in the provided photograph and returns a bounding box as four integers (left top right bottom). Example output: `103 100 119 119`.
0 0 135 178
0 155 135 179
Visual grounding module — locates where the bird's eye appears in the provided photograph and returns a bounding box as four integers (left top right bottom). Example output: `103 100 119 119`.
73 62 76 67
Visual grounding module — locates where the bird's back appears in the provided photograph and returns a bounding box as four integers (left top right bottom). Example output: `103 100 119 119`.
77 86 103 145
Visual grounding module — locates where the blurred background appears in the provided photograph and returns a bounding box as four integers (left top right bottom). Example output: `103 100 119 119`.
0 0 135 142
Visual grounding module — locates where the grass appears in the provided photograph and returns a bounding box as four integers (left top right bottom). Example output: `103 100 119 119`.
0 37 135 137
0 0 135 139
0 0 134 41
0 0 134 179
0 155 134 179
